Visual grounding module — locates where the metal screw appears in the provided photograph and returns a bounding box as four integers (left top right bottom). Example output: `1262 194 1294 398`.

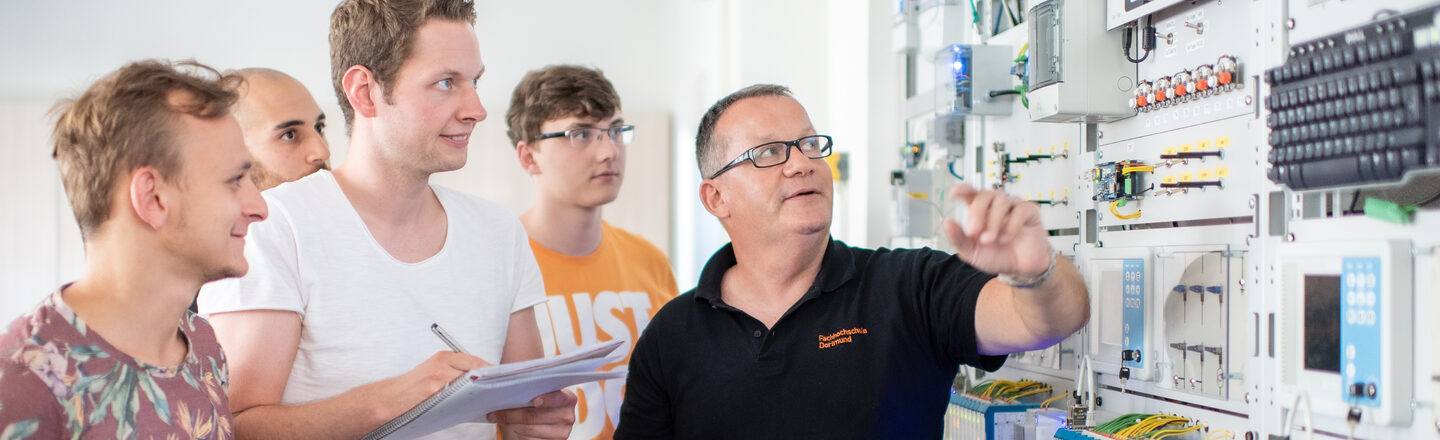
1098 151 1105 158
1248 197 1256 209
1098 131 1104 139
1244 95 1253 105
1287 18 1296 30
1286 233 1296 242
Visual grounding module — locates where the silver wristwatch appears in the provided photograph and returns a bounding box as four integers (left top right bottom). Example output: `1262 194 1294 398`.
998 252 1056 289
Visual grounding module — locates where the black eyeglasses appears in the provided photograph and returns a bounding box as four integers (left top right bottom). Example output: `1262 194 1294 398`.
708 135 833 179
535 125 635 149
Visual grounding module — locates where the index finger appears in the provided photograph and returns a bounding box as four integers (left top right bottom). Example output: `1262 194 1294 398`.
949 183 979 203
434 351 493 371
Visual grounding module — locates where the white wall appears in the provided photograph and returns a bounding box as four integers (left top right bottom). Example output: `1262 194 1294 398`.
667 0 895 287
0 0 899 320
0 101 85 321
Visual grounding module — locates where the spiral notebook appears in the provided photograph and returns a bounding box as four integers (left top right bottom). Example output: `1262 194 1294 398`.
362 340 628 440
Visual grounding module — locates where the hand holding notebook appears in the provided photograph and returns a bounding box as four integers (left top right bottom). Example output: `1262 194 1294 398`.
361 328 628 440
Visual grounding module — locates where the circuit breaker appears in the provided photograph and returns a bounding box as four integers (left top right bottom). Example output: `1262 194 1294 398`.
1026 0 1136 122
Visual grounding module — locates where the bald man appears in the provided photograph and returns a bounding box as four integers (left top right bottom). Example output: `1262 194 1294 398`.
232 68 331 191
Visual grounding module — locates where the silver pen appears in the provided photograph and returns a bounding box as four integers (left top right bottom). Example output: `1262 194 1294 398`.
430 323 470 354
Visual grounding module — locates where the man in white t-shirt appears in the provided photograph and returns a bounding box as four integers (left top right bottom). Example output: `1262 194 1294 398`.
196 1 577 439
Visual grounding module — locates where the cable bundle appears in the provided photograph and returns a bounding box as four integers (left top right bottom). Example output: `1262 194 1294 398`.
966 379 1052 402
1092 414 1207 439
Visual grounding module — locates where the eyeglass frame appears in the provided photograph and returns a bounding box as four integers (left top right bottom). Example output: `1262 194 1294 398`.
707 134 833 180
534 124 635 148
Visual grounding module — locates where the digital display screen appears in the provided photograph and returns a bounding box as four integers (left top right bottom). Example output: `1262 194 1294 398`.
1303 274 1341 373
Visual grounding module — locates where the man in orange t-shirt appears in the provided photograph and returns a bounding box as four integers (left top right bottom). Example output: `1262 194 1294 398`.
505 65 679 439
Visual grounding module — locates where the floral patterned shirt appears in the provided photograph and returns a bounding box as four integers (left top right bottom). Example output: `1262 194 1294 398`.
0 290 233 439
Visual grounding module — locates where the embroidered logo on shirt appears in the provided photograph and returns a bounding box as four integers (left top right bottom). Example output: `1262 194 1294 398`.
818 327 868 349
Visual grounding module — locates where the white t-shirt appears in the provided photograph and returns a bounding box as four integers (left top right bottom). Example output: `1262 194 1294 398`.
198 170 546 440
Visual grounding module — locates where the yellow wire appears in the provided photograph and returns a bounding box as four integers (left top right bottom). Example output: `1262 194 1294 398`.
1114 417 1156 438
981 381 1010 399
1039 393 1067 409
1110 200 1142 220
989 381 1013 399
1150 425 1205 439
1138 420 1192 439
1005 381 1040 393
1007 386 1052 400
1117 415 1185 439
1205 430 1235 440
1122 166 1155 174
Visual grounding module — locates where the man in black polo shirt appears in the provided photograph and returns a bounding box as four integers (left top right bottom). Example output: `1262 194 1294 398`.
615 84 1090 439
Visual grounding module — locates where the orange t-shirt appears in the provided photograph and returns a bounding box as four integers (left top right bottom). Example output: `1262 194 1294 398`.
529 222 678 440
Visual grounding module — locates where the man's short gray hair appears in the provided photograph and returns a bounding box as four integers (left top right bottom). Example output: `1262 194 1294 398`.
695 84 793 177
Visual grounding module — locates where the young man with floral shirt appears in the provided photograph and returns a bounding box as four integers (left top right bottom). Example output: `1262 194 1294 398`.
0 59 268 439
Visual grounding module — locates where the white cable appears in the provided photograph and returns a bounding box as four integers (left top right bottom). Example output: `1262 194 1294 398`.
1075 354 1096 413
1086 355 1096 412
1284 391 1315 440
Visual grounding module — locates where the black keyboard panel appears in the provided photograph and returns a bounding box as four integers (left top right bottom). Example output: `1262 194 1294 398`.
1264 7 1440 190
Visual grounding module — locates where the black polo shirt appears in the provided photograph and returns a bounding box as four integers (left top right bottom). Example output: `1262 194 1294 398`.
616 239 1006 439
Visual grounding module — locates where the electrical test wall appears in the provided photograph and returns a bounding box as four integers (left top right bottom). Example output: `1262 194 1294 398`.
892 0 1440 438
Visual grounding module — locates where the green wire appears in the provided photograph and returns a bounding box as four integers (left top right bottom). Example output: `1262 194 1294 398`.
967 380 997 395
1092 413 1151 435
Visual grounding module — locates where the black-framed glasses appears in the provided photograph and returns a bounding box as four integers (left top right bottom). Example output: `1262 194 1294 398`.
535 125 635 149
708 135 833 179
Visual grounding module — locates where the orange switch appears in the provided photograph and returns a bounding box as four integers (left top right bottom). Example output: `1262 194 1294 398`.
1196 78 1209 91
1218 71 1233 85
1174 83 1187 96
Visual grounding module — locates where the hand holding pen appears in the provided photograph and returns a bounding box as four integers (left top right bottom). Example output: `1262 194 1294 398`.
430 322 579 438
431 323 470 354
